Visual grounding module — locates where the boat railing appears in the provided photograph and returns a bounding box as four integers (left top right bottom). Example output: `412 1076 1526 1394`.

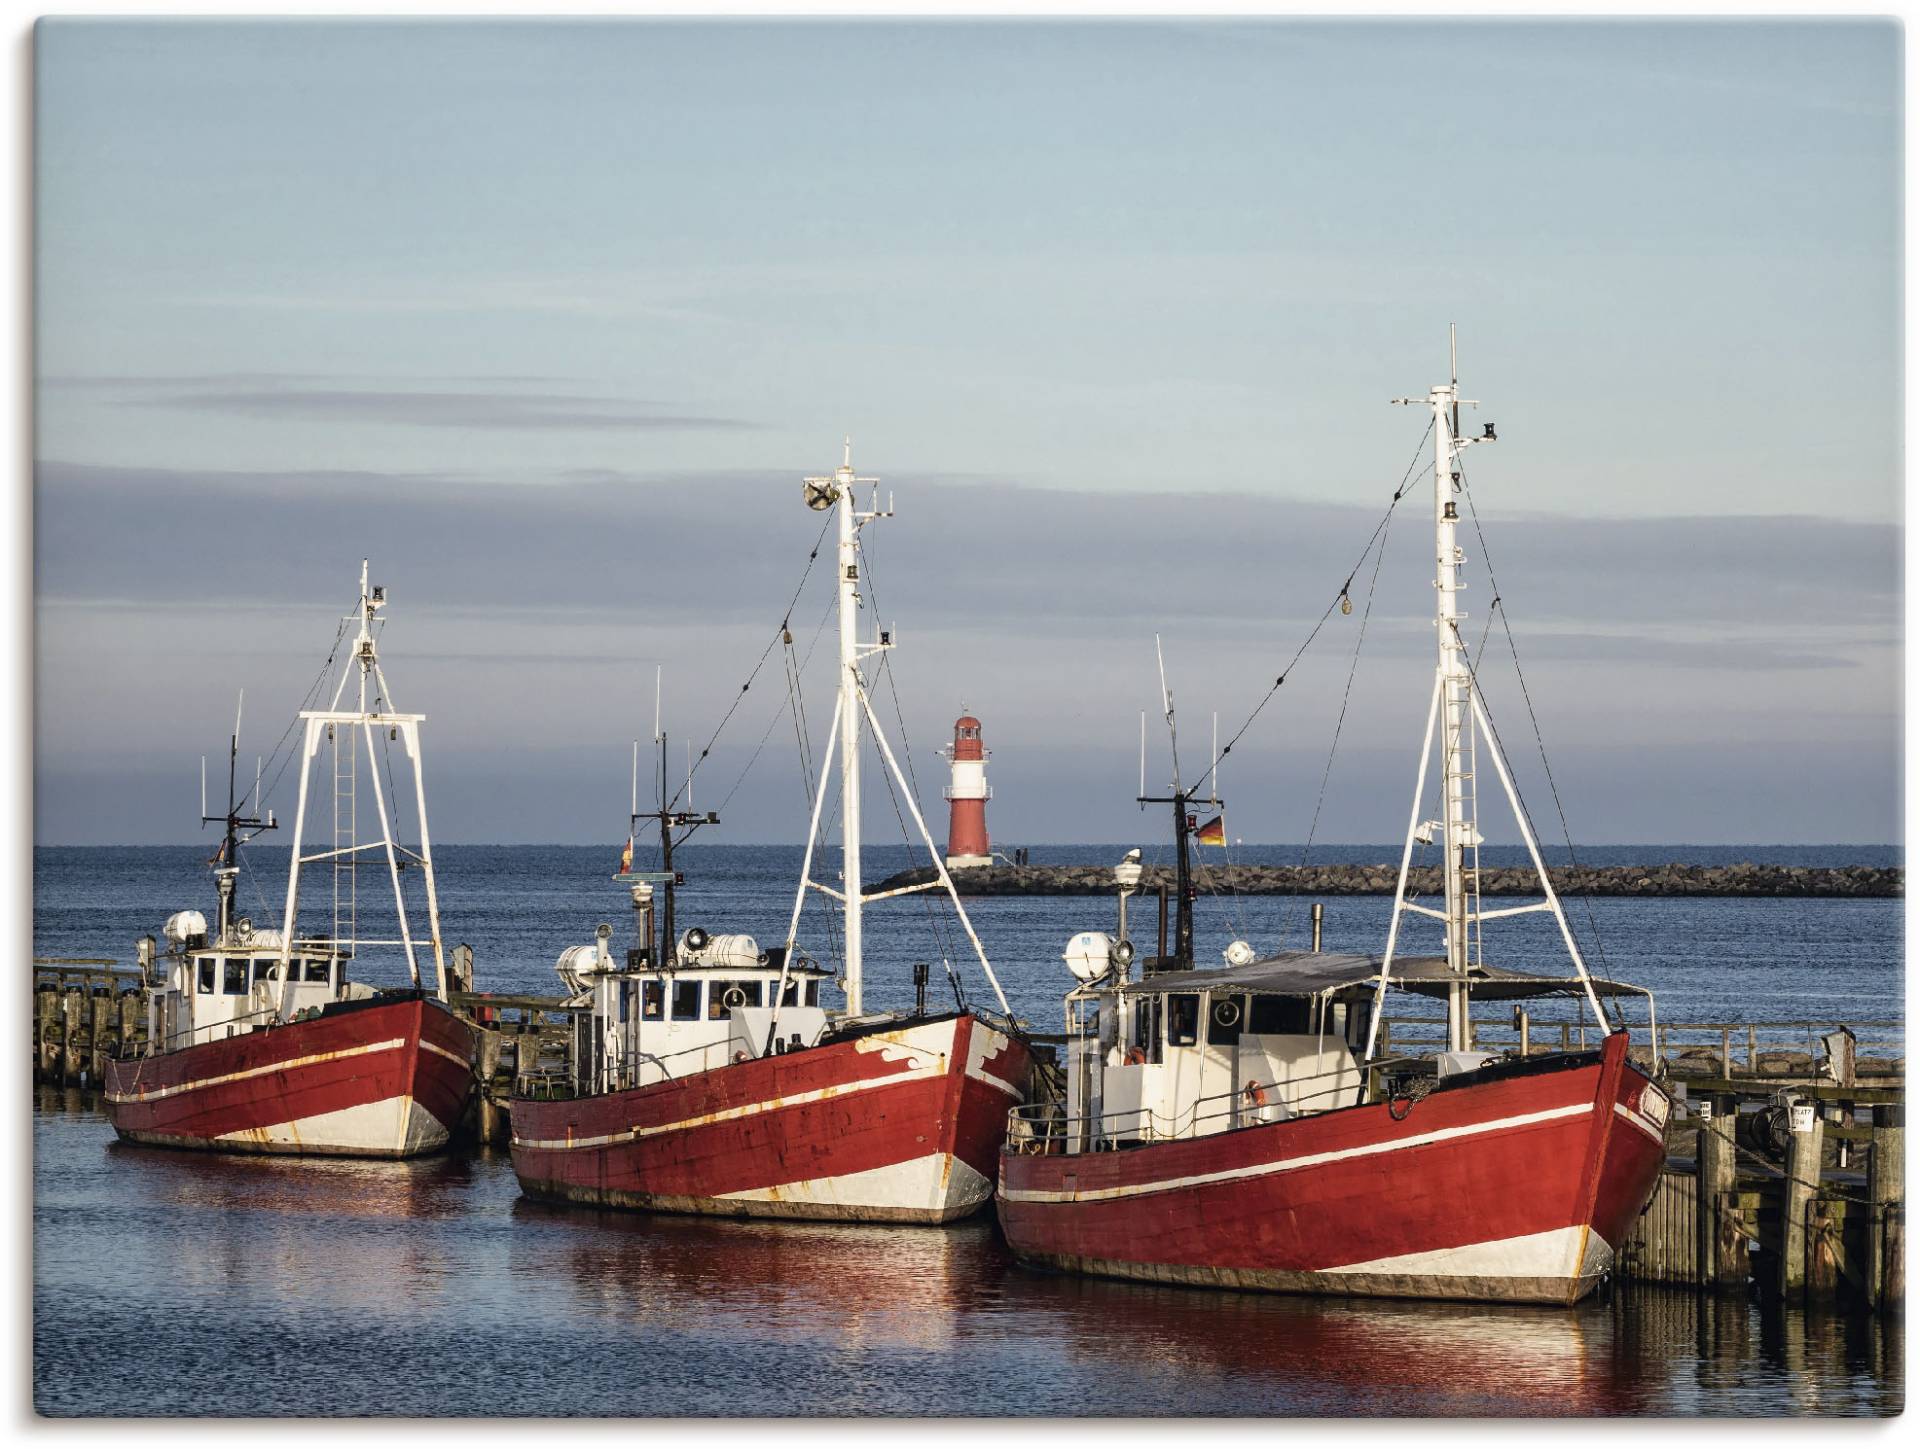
1376 1013 1905 1084
1005 1061 1361 1154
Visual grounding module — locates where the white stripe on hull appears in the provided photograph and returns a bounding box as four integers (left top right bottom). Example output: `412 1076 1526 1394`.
513 1017 983 1152
513 1060 952 1152
997 1101 1594 1205
104 1037 408 1105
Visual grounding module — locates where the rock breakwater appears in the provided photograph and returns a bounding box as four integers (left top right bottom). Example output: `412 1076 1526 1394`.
870 862 1901 898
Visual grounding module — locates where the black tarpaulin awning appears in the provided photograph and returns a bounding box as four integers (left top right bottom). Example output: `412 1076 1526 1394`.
1112 950 1645 1001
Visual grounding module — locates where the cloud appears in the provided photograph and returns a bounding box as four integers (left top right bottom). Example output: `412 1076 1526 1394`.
30 459 1899 845
128 388 755 432
32 459 1897 642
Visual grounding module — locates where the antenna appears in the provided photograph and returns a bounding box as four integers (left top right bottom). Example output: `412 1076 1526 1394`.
1154 634 1172 722
1153 634 1180 790
630 740 639 818
254 756 262 812
653 666 663 745
1450 321 1461 442
200 756 207 819
1138 711 1146 798
686 739 693 809
1211 710 1219 802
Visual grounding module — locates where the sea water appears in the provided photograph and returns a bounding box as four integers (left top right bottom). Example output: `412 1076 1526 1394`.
31 844 1905 1416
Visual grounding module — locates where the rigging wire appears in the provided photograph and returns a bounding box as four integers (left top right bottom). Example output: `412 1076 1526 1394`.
1179 422 1433 954
859 537 967 1005
234 607 360 925
662 511 836 820
1454 461 1616 980
696 586 838 835
1187 419 1433 801
1279 473 1401 946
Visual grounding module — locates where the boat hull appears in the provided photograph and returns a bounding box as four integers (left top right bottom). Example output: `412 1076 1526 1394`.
996 1031 1666 1305
511 1013 1029 1224
103 996 476 1159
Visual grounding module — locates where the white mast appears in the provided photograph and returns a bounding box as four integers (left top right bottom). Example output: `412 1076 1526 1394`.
833 439 871 1010
1369 334 1609 1060
277 563 446 1016
783 442 1011 1021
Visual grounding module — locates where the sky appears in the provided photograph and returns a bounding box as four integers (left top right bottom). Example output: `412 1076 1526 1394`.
32 18 1903 846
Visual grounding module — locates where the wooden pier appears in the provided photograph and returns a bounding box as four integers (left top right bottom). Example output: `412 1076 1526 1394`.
33 960 1902 1311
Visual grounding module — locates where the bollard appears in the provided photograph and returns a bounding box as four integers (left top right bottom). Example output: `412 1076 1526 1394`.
1868 1106 1904 1311
1780 1099 1824 1300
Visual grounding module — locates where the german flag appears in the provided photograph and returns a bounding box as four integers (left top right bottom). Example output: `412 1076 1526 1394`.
1194 815 1227 847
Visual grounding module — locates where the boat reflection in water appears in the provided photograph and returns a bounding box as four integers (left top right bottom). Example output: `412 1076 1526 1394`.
512 1197 1639 1416
35 1094 1902 1417
510 1198 1003 1354
95 1112 479 1316
1013 1272 1649 1416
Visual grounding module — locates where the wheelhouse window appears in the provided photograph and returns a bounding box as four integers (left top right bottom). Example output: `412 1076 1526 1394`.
709 980 763 1018
670 979 702 1022
641 980 664 1021
1207 993 1245 1047
1130 996 1163 1064
196 957 216 994
251 959 280 987
780 978 800 1007
1249 995 1312 1036
303 959 332 984
804 980 821 1007
1167 993 1199 1048
223 960 248 996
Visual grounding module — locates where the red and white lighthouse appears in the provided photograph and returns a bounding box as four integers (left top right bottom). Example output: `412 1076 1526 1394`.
940 711 992 869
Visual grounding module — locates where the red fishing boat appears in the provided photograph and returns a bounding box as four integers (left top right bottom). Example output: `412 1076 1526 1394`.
106 564 476 1158
997 341 1669 1304
511 445 1027 1220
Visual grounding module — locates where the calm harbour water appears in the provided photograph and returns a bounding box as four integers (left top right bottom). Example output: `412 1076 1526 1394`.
31 844 1907 1417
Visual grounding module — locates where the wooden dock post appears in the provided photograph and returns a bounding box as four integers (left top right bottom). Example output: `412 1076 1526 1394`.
88 991 112 1081
1780 1099 1825 1300
1699 1096 1744 1290
59 988 83 1084
118 990 141 1063
474 1030 504 1144
35 987 59 1082
1868 1105 1904 1311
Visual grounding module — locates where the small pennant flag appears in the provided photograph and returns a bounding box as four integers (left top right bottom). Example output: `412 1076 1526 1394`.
1194 815 1227 847
617 835 634 874
208 838 228 867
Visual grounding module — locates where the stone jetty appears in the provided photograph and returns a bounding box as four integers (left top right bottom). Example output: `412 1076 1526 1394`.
870 861 1901 898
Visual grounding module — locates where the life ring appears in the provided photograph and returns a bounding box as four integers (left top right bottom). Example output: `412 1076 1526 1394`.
722 986 747 1009
732 1049 749 1064
1242 1079 1268 1108
1124 1045 1147 1066
1213 999 1241 1028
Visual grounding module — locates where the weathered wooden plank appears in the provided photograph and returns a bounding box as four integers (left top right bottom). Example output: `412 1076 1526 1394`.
1868 1111 1904 1311
1780 1105 1824 1299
